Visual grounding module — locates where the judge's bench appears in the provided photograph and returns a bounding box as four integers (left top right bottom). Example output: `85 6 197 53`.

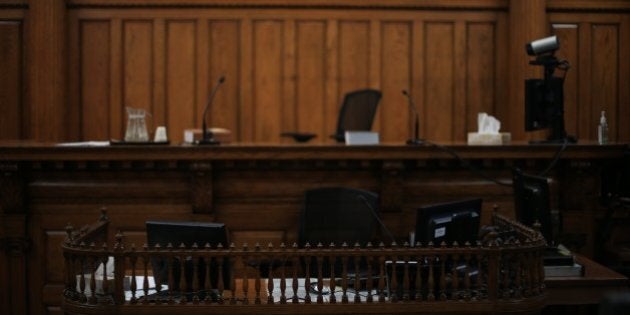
1 142 629 314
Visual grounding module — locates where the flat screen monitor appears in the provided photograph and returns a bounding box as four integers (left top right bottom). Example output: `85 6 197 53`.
512 168 553 244
145 221 231 293
414 198 482 245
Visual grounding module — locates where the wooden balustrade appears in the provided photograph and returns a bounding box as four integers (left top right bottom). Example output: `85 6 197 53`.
61 210 547 314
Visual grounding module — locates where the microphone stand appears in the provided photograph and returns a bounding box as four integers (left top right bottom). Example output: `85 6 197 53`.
402 90 424 145
198 76 225 145
528 56 575 144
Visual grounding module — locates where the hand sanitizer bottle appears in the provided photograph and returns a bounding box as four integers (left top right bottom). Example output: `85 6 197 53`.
598 111 608 144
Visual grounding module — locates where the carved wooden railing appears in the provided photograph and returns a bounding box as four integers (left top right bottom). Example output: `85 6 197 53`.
61 211 547 314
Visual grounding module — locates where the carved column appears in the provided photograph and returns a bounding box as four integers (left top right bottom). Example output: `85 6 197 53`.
0 162 28 315
190 161 214 214
507 0 547 141
380 160 404 213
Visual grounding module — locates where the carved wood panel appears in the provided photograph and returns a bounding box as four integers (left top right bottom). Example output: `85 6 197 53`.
549 12 630 142
0 17 24 140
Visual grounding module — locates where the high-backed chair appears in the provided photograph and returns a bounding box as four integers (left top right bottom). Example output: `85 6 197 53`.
298 187 381 283
299 187 379 247
146 221 231 299
332 89 382 142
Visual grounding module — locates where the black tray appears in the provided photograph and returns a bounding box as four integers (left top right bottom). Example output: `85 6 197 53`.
109 139 170 145
280 132 316 143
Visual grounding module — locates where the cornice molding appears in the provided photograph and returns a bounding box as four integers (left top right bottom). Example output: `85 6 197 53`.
3 1 629 13
65 0 509 11
0 0 27 9
547 0 630 12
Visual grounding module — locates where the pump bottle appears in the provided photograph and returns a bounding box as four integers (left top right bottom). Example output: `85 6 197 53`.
598 111 608 145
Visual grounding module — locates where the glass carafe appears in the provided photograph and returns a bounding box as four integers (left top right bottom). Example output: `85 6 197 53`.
124 107 150 142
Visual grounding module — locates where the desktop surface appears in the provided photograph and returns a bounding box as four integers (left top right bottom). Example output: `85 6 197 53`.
545 255 629 305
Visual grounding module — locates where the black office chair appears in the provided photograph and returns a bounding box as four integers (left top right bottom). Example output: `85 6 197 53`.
145 221 231 301
331 89 382 142
299 187 379 247
249 187 380 279
298 187 381 285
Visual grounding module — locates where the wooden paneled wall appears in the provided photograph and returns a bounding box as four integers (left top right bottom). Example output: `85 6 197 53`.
0 6 24 140
548 10 630 141
1 0 628 144
66 4 508 143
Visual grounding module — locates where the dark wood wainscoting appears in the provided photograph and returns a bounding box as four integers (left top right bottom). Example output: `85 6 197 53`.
1 142 627 314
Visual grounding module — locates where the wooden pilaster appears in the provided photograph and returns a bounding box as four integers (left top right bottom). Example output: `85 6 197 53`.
26 0 67 141
507 0 547 141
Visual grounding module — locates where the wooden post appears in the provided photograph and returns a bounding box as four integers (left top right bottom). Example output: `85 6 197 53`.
0 162 28 315
507 0 547 141
113 231 126 304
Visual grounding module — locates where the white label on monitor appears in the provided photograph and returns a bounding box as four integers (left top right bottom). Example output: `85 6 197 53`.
434 227 446 238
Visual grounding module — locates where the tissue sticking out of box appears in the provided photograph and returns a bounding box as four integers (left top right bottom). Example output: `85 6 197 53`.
468 112 510 145
478 112 500 134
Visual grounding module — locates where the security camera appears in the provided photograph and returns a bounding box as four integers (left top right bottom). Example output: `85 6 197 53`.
526 35 559 56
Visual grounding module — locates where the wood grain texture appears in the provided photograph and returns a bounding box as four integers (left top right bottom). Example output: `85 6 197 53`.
1 142 625 314
63 10 512 143
295 20 326 141
253 20 284 142
26 0 67 142
0 20 23 140
549 12 630 142
3 1 627 144
507 0 546 142
80 21 110 140
1 1 629 144
123 21 153 116
166 20 196 141
381 22 411 141
64 0 510 9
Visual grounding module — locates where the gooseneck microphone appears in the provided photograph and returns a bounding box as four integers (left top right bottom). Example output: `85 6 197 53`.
198 76 225 145
356 195 396 245
401 90 424 145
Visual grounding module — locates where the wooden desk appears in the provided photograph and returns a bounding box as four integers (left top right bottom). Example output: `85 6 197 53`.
545 255 629 305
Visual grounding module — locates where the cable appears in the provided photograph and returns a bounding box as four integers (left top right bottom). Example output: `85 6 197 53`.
417 139 569 186
423 140 513 187
537 137 569 177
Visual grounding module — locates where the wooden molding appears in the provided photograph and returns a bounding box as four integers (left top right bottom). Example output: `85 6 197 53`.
548 0 630 12
66 0 509 10
63 0 630 11
0 0 27 9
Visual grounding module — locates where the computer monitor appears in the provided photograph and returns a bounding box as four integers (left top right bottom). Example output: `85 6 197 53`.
414 198 482 245
512 168 553 244
145 221 231 293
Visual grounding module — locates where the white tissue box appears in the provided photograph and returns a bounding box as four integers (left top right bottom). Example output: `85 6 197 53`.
467 132 511 145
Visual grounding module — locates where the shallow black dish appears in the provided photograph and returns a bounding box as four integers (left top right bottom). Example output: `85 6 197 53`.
280 132 317 143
